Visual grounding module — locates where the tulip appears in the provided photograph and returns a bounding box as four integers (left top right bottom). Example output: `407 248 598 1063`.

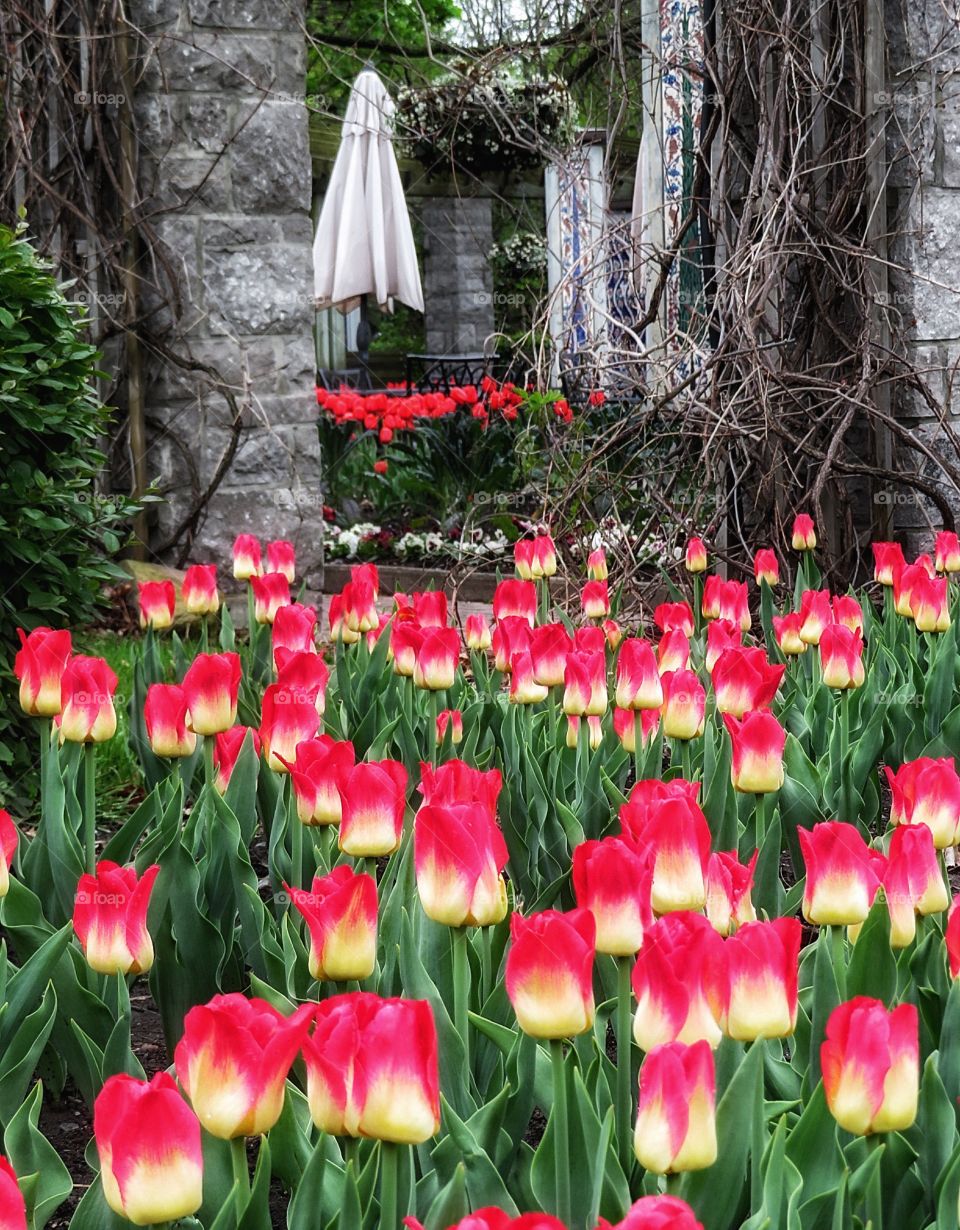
413 627 460 690
341 578 379 634
946 897 960 977
532 534 557 578
94 1072 203 1225
792 513 816 550
724 710 785 793
529 623 573 688
272 603 317 657
701 574 722 619
287 865 377 980
819 623 865 689
654 602 694 636
251 572 291 625
753 549 779 586
260 683 320 772
437 708 463 744
881 823 949 946
0 1156 26 1230
182 563 219 615
603 618 623 650
917 553 937 577
328 594 349 643
144 683 196 758
821 997 918 1134
582 580 610 619
586 714 603 749
661 669 706 740
912 572 950 632
634 1041 717 1173
704 849 758 935
212 725 261 793
872 542 906 586
182 651 241 735
598 1195 704 1230
304 993 440 1142
391 621 424 677
715 579 751 632
514 539 535 580
621 790 711 913
509 651 549 704
176 994 313 1139
413 590 448 628
352 562 380 599
275 649 328 716
685 538 707 573
615 639 663 710
886 756 960 847
631 912 724 1049
935 530 960 573
0 811 18 899
894 563 928 617
232 533 262 579
338 759 408 856
657 629 691 676
14 626 72 718
771 613 806 655
705 619 742 673
575 624 607 654
712 646 784 717
587 547 608 580
59 655 118 743
418 759 501 816
494 579 538 626
832 594 864 635
138 579 175 630
506 908 595 1037
799 589 833 645
492 617 531 673
614 706 660 751
267 539 296 583
281 735 355 826
414 802 509 927
799 821 885 925
716 917 801 1040
563 650 607 716
465 613 492 651
572 836 653 955
73 861 160 975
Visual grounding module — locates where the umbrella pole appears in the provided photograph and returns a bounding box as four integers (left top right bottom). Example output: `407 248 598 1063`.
356 293 372 389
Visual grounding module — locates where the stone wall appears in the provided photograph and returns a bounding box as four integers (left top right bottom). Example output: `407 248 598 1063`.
421 197 495 354
130 0 322 581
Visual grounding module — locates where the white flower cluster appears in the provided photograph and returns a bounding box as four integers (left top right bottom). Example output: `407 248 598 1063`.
323 520 513 565
490 232 548 277
323 521 381 560
569 517 678 566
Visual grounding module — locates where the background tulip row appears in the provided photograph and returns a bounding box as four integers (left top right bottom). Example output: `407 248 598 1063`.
3 519 960 1230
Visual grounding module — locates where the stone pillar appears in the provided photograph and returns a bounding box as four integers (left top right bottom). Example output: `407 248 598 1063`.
131 0 322 580
421 196 495 353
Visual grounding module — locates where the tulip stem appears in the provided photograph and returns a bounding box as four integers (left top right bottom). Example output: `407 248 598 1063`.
379 1141 399 1228
82 743 96 874
750 1039 766 1209
633 712 642 786
615 955 634 1178
865 1136 884 1230
837 690 852 823
550 1039 571 1226
230 1137 249 1215
830 924 847 999
289 777 303 889
452 927 471 1080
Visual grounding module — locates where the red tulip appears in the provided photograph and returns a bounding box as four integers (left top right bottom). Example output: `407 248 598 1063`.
465 613 492 651
352 562 380 599
614 706 660 752
267 539 296 583
328 594 349 643
73 861 160 975
413 590 448 628
798 589 833 645
770 613 804 656
260 683 320 772
656 629 691 676
799 821 885 925
575 624 607 654
506 908 595 1037
212 725 261 793
175 993 313 1138
631 912 724 1050
144 683 196 758
232 533 262 580
582 580 610 620
615 638 662 710
0 1156 26 1230
59 655 118 743
515 535 557 581
413 627 460 690
251 572 291 625
946 897 960 977
492 617 531 673
753 549 779 586
634 1041 717 1172
563 650 607 716
182 651 241 735
138 579 175 630
912 572 950 632
414 801 509 926
341 578 378 633
883 824 949 946
620 785 711 913
701 574 722 619
587 547 608 581
338 759 408 856
272 604 317 657
660 669 705 740
0 810 18 899
935 530 960 574
654 602 694 636
712 647 784 717
281 735 355 826
182 563 219 615
724 709 785 793
716 917 801 1040
832 594 864 635
406 1213 567 1230
494 579 537 626
886 756 960 847
704 849 757 936
14 626 72 717
94 1072 203 1224
894 562 928 617
872 542 905 586
819 623 865 689
685 538 707 573
514 538 536 580
715 579 750 632
598 1195 704 1230
436 708 463 744
704 619 741 674
303 992 440 1142
529 623 573 688
274 649 328 716
572 836 653 954
509 651 549 704
418 759 502 817
603 618 623 650
391 620 424 677
791 513 816 550
821 998 918 1134
287 865 377 980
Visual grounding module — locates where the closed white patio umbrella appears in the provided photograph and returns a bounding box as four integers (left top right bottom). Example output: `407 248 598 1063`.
313 66 423 378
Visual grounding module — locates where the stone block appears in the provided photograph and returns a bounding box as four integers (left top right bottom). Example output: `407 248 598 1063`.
938 75 960 186
887 0 960 73
230 101 311 213
127 0 184 29
154 33 281 93
203 243 314 335
187 0 297 28
891 186 960 340
172 93 232 152
146 152 232 212
886 76 936 188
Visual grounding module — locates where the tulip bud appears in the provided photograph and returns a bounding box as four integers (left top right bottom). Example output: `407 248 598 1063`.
413 627 460 690
351 562 379 599
412 590 448 628
563 650 607 716
598 1195 704 1230
872 541 906 586
893 563 928 617
615 639 663 710
716 579 751 632
798 589 832 645
603 619 623 650
529 623 573 688
656 629 691 676
654 602 694 637
414 801 509 927
510 651 549 704
832 594 864 635
753 549 779 586
492 617 531 673
912 573 950 633
701 574 722 619
0 811 18 899
281 735 355 826
791 514 816 550
275 649 328 716
573 837 653 954
533 534 558 578
418 758 502 814
494 579 537 626
506 908 595 1037
465 613 492 651
634 1041 717 1173
799 822 885 925
821 998 918 1134
338 759 408 856
819 623 865 689
58 655 118 743
138 580 175 630
935 530 960 573
175 993 313 1138
716 917 801 1040
587 547 608 581
613 706 660 752
259 683 320 772
724 710 785 793
304 993 440 1142
660 669 705 741
772 613 807 656
620 782 711 913
712 647 784 718
705 619 742 673
883 824 949 947
704 849 757 936
251 572 291 625
14 626 72 718
0 1156 26 1230
94 1072 203 1225
272 604 318 657
582 580 610 620
267 539 296 583
341 578 378 634
575 625 607 654
514 539 534 580
212 725 261 794
73 861 160 975
287 866 377 981
437 708 463 744
182 651 241 736
182 563 219 616
587 714 603 749
232 533 262 579
144 683 196 758
685 538 707 573
631 912 724 1050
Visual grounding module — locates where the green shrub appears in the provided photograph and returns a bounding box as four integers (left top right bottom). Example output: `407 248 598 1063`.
0 223 133 804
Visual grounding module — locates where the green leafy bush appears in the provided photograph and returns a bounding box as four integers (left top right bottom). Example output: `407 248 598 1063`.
0 223 132 803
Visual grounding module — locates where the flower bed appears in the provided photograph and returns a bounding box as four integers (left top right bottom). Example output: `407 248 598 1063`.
4 521 960 1229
